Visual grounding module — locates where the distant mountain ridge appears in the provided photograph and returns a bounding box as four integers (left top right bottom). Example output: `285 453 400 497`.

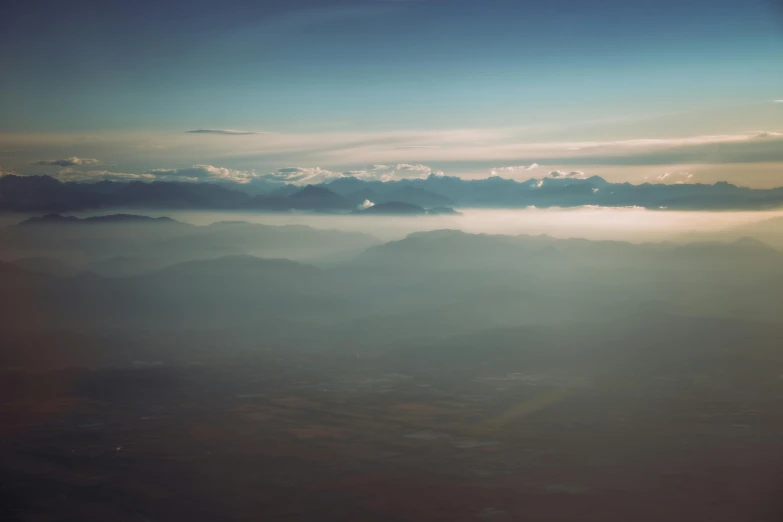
18 213 184 226
3 173 783 212
1 215 380 273
355 229 781 272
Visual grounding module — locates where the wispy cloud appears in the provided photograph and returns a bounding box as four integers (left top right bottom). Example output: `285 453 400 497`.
5 128 783 188
186 129 263 135
145 164 258 183
549 170 585 179
753 131 782 139
264 167 341 185
35 157 99 167
262 163 443 185
343 164 443 182
658 171 693 184
490 163 539 176
54 168 155 182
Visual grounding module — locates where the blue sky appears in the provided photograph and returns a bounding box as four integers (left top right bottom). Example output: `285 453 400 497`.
1 0 782 186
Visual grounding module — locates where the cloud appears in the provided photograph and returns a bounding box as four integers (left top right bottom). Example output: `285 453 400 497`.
529 171 586 188
54 168 155 182
490 163 539 176
383 164 442 179
549 170 585 179
348 164 442 182
774 100 783 103
0 166 17 176
6 128 783 189
35 157 100 167
9 128 783 182
307 130 783 168
358 199 375 210
145 164 258 183
658 171 693 184
263 167 343 185
395 163 433 172
185 129 262 135
261 163 443 185
754 131 782 139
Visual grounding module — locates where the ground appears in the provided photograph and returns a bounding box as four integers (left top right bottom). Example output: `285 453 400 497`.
2 341 783 521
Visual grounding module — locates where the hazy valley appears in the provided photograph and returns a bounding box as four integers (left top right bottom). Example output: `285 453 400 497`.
2 208 783 520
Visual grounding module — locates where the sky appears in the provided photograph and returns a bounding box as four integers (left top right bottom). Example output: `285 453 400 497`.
1 0 782 187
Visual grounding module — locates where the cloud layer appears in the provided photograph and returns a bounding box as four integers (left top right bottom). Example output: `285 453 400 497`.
35 157 100 167
54 168 155 182
657 171 694 184
490 163 539 176
145 165 258 183
549 170 585 179
262 163 444 185
263 167 341 185
4 127 783 189
186 129 262 135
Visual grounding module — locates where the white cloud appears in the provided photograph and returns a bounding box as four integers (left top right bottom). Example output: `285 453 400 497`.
145 164 258 184
658 171 693 184
6 127 783 189
185 129 263 135
352 164 440 182
35 157 99 167
549 170 585 179
263 166 343 185
490 163 539 176
754 131 782 139
54 168 155 182
358 199 375 210
395 163 433 172
528 170 587 188
774 100 783 103
262 163 442 185
7 128 783 182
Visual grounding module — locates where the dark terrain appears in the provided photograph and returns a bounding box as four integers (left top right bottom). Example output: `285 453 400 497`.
1 215 783 521
2 326 783 522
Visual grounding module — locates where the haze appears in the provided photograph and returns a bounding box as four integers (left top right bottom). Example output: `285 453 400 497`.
64 207 783 242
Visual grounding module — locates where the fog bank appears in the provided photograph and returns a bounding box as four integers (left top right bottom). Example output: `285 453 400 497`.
59 207 783 243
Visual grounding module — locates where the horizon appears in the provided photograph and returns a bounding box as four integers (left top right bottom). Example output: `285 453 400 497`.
4 167 783 212
2 169 780 190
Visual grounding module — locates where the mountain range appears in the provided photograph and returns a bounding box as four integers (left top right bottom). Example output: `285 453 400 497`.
3 219 782 342
3 173 783 213
0 214 380 271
